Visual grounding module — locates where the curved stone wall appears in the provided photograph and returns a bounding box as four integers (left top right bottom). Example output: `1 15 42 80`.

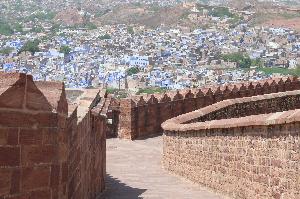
162 91 300 199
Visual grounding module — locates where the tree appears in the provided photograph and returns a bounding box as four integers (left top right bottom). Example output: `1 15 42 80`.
31 25 45 33
99 34 111 40
127 67 140 76
13 23 23 33
251 58 264 67
127 26 134 35
221 52 252 68
19 39 40 55
50 23 60 33
60 45 71 55
209 7 234 18
0 47 14 55
0 21 14 36
85 22 97 30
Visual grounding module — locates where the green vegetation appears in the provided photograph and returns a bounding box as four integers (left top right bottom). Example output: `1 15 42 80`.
197 4 240 20
25 11 56 22
106 87 119 94
280 12 300 19
251 58 264 67
127 26 134 35
257 66 300 76
228 15 243 26
19 39 40 55
31 25 45 33
127 67 140 75
94 9 111 18
180 12 190 20
133 2 143 7
149 4 160 12
136 87 167 95
106 88 128 99
210 7 234 18
99 34 111 40
0 21 14 36
13 23 23 33
221 52 252 68
51 24 61 33
85 22 97 30
0 47 14 55
59 45 71 55
40 35 51 41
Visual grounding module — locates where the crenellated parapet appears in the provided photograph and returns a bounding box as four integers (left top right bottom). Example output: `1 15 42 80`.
115 77 300 139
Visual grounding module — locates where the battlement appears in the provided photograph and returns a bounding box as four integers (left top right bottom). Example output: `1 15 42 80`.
162 89 300 131
162 88 300 199
113 77 300 139
0 72 107 199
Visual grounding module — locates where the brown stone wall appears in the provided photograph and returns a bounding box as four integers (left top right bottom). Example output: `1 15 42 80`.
66 110 106 199
117 77 300 140
0 73 68 199
117 99 137 139
161 89 300 199
196 94 300 123
163 124 300 199
0 72 106 199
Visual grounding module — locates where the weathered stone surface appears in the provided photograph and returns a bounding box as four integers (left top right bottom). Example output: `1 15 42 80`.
21 166 51 191
161 85 300 199
0 72 26 109
0 72 106 199
162 127 300 199
0 146 20 167
114 77 300 140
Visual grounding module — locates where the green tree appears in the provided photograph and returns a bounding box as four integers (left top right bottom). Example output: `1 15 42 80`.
127 26 134 35
0 21 14 36
85 22 97 30
59 45 71 55
50 23 60 33
99 34 111 40
0 47 14 55
221 52 252 68
136 87 167 95
251 58 264 67
210 7 234 18
95 9 111 17
13 23 23 33
31 25 45 33
127 67 140 76
19 39 40 55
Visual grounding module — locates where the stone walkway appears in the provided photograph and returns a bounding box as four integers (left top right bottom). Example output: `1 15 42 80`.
100 136 224 199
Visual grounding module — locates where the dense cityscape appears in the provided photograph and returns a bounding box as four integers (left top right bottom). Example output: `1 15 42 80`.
1 0 300 96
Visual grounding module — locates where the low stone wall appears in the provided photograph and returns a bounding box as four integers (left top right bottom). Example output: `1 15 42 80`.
0 72 107 199
116 77 300 139
162 91 300 199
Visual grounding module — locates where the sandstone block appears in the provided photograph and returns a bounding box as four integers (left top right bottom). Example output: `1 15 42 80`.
21 166 50 191
0 146 20 167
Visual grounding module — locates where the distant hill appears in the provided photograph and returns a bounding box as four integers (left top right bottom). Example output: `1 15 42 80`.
94 4 192 28
54 8 84 26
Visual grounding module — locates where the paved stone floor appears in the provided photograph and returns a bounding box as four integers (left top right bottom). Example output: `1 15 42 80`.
100 136 224 199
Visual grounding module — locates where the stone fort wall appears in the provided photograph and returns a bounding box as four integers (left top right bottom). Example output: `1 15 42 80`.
0 72 107 199
115 77 300 139
162 90 300 199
